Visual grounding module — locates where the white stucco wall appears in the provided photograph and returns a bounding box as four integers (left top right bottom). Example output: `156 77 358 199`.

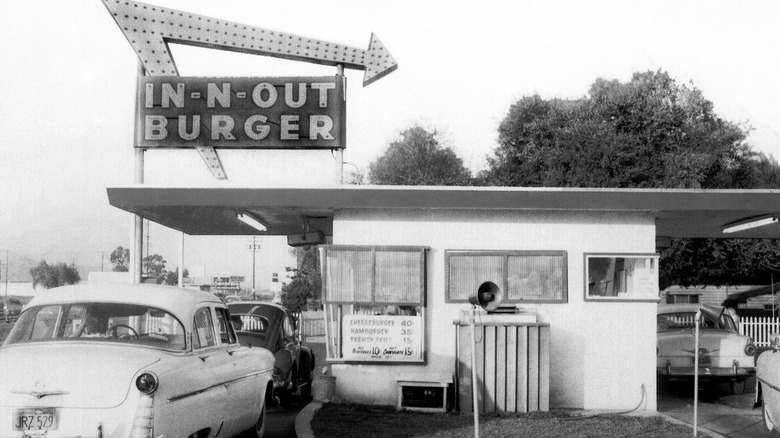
329 208 657 411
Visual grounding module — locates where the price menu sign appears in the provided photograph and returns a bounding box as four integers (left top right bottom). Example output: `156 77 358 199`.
342 315 423 362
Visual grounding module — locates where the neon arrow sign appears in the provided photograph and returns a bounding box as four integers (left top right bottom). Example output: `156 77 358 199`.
101 0 398 87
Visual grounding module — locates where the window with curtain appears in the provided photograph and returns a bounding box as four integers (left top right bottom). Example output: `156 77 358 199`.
321 245 427 363
446 250 567 303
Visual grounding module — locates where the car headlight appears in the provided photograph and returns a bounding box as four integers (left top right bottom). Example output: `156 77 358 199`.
745 339 757 356
136 372 159 395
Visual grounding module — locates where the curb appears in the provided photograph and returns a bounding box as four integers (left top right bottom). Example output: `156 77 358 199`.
654 412 727 438
294 400 322 438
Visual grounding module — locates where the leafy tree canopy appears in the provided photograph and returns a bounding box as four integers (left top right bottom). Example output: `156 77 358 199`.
280 246 321 312
110 246 130 272
162 268 189 286
30 261 80 289
369 125 473 185
143 254 166 280
480 70 774 189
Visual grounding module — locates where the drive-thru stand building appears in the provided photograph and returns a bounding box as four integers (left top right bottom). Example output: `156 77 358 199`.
107 185 780 412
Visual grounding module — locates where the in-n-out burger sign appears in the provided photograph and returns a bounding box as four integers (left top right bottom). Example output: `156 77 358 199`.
136 76 345 149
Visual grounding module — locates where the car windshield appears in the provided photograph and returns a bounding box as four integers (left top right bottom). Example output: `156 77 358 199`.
657 311 737 332
233 314 268 333
4 302 187 351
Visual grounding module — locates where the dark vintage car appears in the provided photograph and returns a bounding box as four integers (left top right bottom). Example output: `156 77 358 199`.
227 302 315 401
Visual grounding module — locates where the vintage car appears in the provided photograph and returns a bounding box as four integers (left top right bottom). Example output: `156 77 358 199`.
756 333 780 433
657 304 756 393
227 302 315 402
0 284 275 438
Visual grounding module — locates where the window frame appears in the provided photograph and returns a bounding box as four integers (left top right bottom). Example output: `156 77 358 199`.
321 245 427 306
215 307 238 345
584 253 660 303
192 306 217 350
444 250 568 304
320 245 428 364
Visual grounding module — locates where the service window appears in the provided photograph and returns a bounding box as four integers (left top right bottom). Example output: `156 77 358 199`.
585 253 659 302
446 250 567 303
321 245 427 363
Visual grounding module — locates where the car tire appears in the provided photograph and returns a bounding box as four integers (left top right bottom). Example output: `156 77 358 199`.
300 369 313 401
252 401 267 438
765 396 776 432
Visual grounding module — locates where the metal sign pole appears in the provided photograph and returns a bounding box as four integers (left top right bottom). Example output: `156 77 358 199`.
469 305 480 438
132 60 146 285
693 309 702 437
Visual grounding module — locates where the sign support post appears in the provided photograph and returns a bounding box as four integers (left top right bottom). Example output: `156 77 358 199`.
133 61 146 285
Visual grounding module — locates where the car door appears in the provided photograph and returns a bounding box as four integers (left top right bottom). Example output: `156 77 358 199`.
214 306 261 433
761 351 780 427
163 306 229 437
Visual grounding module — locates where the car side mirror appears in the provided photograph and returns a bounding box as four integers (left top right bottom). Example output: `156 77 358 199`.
771 332 780 351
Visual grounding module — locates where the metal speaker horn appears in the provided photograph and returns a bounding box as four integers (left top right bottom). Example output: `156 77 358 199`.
468 281 503 311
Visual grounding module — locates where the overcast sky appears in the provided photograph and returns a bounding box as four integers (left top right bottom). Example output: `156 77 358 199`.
2 0 780 280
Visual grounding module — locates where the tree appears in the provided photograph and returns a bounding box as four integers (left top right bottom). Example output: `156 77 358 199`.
110 246 130 272
30 261 80 289
142 254 166 279
280 246 322 312
482 70 780 286
162 268 189 286
369 125 473 185
659 239 780 289
480 71 757 189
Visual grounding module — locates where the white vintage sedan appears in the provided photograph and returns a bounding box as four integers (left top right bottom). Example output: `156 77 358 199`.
0 284 275 438
756 333 780 433
657 304 756 393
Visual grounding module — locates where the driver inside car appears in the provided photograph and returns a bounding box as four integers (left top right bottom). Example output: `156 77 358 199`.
73 314 111 338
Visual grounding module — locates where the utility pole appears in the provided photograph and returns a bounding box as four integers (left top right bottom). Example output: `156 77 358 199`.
248 237 261 295
5 250 8 298
101 251 105 272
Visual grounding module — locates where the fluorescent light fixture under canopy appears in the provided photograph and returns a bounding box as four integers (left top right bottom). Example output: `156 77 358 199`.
237 212 267 232
722 214 779 234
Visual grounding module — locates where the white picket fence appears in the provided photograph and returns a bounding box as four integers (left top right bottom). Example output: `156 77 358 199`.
740 316 780 347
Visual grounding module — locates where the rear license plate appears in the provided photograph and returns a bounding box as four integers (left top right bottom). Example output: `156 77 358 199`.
690 356 711 366
13 408 58 432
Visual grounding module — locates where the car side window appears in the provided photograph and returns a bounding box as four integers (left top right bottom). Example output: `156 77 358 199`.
283 315 295 340
193 307 216 349
215 307 237 345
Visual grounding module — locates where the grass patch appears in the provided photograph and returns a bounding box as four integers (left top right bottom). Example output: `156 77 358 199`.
311 403 714 438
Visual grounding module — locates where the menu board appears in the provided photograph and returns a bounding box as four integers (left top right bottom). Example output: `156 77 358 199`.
342 315 423 362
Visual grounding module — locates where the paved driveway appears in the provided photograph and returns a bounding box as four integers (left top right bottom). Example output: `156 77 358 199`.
658 377 778 438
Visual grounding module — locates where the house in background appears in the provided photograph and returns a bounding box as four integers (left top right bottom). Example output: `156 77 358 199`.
662 284 780 317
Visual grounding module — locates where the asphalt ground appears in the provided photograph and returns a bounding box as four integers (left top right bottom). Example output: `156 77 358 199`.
657 376 779 438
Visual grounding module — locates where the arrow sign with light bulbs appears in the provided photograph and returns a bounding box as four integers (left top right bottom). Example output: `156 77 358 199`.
101 0 398 87
102 0 397 179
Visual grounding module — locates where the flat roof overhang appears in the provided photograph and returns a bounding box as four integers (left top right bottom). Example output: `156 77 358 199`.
106 185 780 239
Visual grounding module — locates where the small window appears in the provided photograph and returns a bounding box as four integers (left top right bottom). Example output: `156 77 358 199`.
321 245 427 363
585 254 659 302
446 250 567 303
666 294 699 304
215 308 237 345
193 307 216 349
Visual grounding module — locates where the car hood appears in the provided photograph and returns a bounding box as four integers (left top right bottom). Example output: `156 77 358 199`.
658 329 750 357
0 342 162 408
